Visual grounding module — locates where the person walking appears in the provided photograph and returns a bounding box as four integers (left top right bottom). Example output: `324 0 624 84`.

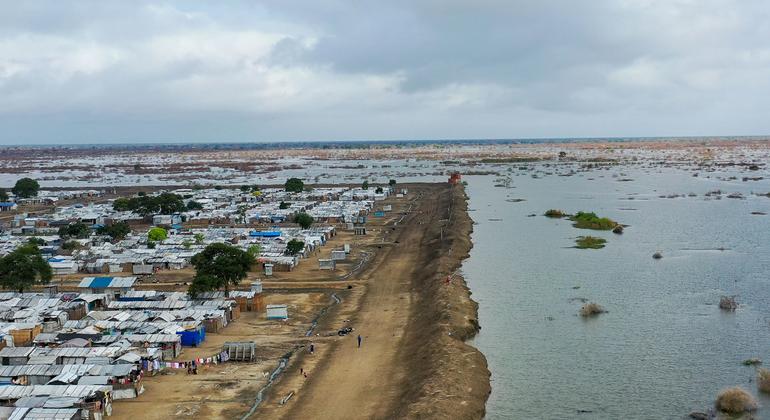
309 343 314 354
357 334 362 348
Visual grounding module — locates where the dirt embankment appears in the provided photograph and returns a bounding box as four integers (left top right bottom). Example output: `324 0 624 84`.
266 183 490 420
393 184 491 419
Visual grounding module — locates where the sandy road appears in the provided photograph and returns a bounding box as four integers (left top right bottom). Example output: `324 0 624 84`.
277 186 441 420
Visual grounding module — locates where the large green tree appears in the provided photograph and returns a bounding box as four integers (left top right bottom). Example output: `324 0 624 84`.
189 243 255 297
58 222 91 239
148 227 168 242
285 239 305 256
295 212 314 229
112 193 185 216
0 243 52 293
284 178 304 193
12 178 40 198
97 222 131 241
0 189 8 202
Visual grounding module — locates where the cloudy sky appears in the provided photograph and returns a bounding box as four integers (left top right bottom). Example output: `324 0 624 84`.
1 0 770 144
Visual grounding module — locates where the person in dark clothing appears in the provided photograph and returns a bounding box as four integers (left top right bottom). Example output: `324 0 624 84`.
310 343 314 354
357 335 362 348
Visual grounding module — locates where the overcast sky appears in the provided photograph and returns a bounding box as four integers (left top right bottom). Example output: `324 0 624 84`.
1 0 770 144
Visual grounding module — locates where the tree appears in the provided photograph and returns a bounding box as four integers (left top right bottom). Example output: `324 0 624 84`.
194 233 205 244
58 222 91 239
156 193 186 215
113 197 132 211
295 212 314 229
285 178 304 193
148 227 167 242
28 237 46 246
239 185 250 192
0 189 8 202
285 239 305 256
362 180 369 190
237 205 248 224
279 201 290 210
0 243 52 293
189 243 255 297
186 200 203 210
60 240 82 251
389 179 397 187
247 244 261 259
12 178 40 198
97 222 131 241
375 186 384 194
111 193 185 216
182 239 192 249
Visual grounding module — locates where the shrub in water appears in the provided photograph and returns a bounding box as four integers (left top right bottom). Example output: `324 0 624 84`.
719 296 737 311
579 302 605 317
715 387 757 414
758 369 770 393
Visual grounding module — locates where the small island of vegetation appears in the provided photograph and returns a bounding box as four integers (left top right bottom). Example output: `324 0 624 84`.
570 211 619 230
544 209 566 218
575 236 606 249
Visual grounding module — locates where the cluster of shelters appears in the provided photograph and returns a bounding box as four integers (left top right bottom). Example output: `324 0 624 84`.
0 278 267 418
0 185 394 279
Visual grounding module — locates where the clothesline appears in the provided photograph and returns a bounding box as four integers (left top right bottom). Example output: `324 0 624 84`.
161 350 231 369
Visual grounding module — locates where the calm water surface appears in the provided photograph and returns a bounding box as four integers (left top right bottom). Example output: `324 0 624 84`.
463 168 770 419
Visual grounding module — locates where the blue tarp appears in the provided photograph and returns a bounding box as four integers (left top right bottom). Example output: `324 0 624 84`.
89 277 113 288
177 326 206 346
250 230 281 237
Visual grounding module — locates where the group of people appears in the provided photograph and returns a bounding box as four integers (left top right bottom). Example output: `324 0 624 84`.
184 360 198 375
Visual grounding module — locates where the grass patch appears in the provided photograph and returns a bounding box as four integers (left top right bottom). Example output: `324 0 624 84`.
575 236 606 249
570 211 618 230
544 209 566 218
715 387 757 414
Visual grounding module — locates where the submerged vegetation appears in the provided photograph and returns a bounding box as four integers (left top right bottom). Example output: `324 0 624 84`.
544 209 566 218
714 387 757 414
719 296 738 311
575 236 606 249
570 211 619 230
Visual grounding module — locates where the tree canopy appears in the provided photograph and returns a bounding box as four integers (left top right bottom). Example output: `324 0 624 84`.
284 178 304 193
113 193 185 216
375 186 383 194
148 227 168 242
0 189 8 202
0 243 52 293
295 212 314 229
58 222 91 239
362 180 369 190
389 179 397 187
97 222 131 241
12 178 40 198
186 200 203 210
285 239 305 256
189 243 255 297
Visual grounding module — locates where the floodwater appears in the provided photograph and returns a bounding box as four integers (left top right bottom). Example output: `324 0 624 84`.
463 167 770 419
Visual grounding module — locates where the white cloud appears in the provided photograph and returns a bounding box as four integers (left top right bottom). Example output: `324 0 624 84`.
1 0 770 143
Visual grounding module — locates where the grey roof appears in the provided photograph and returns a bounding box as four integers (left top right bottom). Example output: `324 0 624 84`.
0 347 34 358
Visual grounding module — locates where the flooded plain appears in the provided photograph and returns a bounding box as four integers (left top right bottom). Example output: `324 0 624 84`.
463 164 770 419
